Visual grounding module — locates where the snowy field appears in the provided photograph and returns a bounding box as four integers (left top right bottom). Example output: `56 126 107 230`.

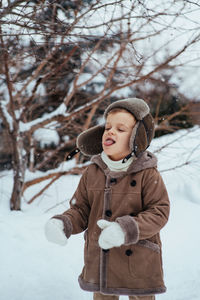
0 126 200 300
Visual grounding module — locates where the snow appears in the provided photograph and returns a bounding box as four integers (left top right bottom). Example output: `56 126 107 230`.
0 98 13 132
2 0 200 104
67 0 200 99
19 103 69 133
62 135 70 142
25 80 46 97
33 128 60 149
0 126 200 299
1 3 200 297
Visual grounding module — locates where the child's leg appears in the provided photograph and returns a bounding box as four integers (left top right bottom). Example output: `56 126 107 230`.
129 296 155 300
93 293 155 300
93 292 119 300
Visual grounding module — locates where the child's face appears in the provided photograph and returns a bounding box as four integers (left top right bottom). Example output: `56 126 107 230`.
102 110 136 161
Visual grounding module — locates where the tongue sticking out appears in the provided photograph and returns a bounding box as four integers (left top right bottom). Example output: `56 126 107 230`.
104 139 115 146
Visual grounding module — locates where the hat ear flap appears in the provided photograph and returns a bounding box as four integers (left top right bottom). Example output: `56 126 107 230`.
133 114 155 156
142 113 155 145
76 125 105 156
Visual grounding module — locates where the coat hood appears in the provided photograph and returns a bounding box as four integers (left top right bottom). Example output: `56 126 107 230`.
91 151 157 178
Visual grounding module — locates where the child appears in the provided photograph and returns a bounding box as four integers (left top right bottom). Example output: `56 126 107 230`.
45 98 170 300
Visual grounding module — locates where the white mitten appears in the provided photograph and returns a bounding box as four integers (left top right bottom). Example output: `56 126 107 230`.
45 218 68 246
97 219 125 250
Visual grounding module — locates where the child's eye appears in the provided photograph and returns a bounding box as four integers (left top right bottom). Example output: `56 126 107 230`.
105 127 111 131
118 128 125 132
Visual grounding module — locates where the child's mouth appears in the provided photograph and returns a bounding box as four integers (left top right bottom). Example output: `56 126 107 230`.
104 138 115 146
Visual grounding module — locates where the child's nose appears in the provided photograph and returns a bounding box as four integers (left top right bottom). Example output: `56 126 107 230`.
108 128 115 135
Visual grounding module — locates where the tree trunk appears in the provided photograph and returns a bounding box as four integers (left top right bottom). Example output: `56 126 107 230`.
10 133 25 211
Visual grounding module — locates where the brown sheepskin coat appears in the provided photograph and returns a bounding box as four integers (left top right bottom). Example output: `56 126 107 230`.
54 151 170 296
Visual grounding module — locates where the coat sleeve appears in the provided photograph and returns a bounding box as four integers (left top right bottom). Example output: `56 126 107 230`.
53 167 90 238
116 167 170 244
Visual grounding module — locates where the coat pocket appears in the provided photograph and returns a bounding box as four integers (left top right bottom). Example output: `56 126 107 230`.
128 240 162 279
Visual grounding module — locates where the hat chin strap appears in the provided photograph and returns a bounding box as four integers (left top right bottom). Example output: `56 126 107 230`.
66 148 80 160
122 151 135 163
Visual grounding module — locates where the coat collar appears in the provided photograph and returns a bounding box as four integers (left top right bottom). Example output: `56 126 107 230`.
91 151 157 178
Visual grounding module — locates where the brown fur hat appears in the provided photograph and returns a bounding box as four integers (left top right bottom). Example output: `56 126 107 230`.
77 98 155 158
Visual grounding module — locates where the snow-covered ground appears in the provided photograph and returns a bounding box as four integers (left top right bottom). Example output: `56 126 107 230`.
0 127 200 300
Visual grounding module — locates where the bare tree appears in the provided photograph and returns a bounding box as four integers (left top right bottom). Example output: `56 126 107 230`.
0 0 200 209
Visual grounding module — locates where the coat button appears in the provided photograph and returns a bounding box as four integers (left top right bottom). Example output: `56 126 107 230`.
130 180 136 186
102 249 110 253
110 178 117 184
105 210 112 217
125 249 133 256
130 212 137 217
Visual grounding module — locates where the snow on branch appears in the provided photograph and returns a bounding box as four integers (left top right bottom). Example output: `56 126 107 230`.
0 98 14 132
19 103 68 133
